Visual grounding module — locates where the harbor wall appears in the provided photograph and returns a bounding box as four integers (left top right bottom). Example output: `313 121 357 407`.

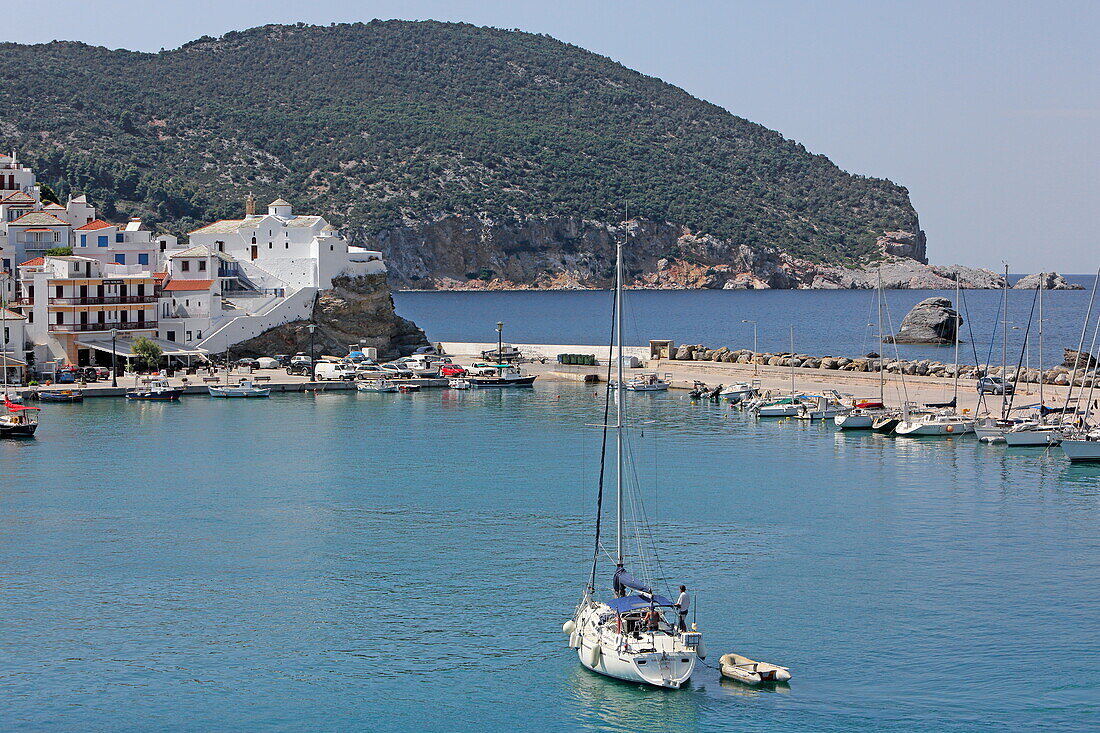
438 341 650 362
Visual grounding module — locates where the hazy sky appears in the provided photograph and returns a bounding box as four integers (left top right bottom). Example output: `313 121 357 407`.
4 0 1098 271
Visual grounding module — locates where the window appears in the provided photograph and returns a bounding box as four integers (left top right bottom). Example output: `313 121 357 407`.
114 254 126 265
55 312 63 324
186 331 192 341
137 284 145 296
138 254 149 266
115 233 123 243
80 234 87 247
97 235 108 247
55 285 63 298
1 258 9 270
181 260 190 272
196 331 202 340
121 311 129 323
27 312 32 324
199 260 207 271
285 243 289 249
166 331 176 342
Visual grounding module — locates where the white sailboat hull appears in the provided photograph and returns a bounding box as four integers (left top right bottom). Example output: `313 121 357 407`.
1061 439 1100 462
974 423 1007 443
573 604 697 689
895 419 974 436
1004 428 1062 447
756 404 801 417
834 412 875 429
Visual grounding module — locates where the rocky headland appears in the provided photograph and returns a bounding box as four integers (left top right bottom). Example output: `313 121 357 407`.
234 273 428 359
358 215 1074 291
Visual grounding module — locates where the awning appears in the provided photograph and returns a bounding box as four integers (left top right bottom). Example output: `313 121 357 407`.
606 594 675 613
75 335 209 357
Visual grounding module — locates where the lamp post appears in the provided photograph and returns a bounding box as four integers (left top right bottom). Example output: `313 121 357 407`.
307 322 317 381
741 319 758 375
495 321 504 376
110 327 119 387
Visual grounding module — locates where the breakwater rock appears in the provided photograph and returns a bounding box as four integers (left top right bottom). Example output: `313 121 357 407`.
665 344 1100 386
883 297 962 344
234 273 428 359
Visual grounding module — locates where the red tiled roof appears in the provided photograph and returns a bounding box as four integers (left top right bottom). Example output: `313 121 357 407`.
153 271 168 282
19 257 44 267
75 219 113 231
162 279 214 292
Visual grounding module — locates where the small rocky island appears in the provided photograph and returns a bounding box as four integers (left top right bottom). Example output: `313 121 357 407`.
884 297 962 345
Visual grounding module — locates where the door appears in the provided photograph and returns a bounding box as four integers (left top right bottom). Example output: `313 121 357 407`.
250 245 258 260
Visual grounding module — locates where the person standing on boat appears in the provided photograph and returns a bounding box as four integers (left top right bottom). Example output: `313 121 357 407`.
675 585 690 631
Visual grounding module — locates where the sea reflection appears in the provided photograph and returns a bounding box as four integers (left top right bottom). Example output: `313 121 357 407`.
565 665 703 733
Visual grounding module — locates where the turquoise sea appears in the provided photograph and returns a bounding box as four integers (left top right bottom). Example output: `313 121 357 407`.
1 386 1097 730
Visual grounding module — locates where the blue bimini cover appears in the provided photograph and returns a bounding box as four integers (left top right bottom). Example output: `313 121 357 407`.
606 594 674 613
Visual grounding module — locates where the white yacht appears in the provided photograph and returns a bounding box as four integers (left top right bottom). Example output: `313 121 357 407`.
208 379 270 398
565 237 705 689
721 383 757 404
1004 420 1063 446
895 409 975 436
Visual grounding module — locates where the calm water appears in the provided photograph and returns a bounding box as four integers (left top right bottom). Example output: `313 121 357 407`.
395 276 1098 367
1 388 1097 730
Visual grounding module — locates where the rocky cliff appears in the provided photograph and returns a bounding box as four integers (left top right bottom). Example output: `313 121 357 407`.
357 216 1039 290
233 273 427 359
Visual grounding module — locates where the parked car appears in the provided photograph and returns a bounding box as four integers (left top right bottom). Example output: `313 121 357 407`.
286 362 311 376
274 354 292 366
290 353 311 365
79 366 99 382
977 376 1015 395
256 357 280 369
414 345 439 355
440 364 467 377
236 358 261 369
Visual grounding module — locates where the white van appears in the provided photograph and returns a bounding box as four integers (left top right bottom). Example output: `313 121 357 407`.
314 362 357 381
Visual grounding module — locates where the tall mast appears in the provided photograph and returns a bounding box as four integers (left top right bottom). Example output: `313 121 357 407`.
877 269 884 404
789 325 795 393
614 235 624 567
1 292 7 396
1038 273 1044 409
1001 263 1009 419
953 278 960 404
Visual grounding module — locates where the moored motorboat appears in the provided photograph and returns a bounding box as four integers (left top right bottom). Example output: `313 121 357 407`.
126 379 184 401
356 379 399 393
623 373 670 392
468 363 536 387
1060 432 1100 461
447 378 471 390
719 653 792 686
795 391 849 420
722 383 756 404
37 388 84 403
834 401 886 430
1003 421 1063 446
894 410 975 436
752 395 805 418
208 379 270 398
872 412 902 433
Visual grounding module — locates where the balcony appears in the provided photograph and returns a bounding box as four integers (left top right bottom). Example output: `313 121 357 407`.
47 295 157 305
48 321 157 333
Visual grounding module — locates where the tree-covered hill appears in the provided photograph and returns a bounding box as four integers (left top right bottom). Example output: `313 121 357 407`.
0 20 919 265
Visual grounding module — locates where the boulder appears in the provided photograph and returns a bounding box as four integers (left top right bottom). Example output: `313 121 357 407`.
674 345 694 360
884 297 962 344
1063 348 1097 369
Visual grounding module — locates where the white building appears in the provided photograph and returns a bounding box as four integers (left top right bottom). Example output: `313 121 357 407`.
161 196 385 352
74 218 157 269
1 305 27 384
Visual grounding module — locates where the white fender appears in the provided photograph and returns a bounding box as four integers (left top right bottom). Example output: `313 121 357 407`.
696 638 708 660
562 619 576 635
569 631 580 649
584 642 602 668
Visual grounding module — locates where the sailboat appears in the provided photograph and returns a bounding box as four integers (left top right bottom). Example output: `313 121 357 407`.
836 272 891 429
895 279 974 436
0 300 38 437
564 236 705 689
1004 273 1063 446
975 265 1018 442
1059 268 1100 461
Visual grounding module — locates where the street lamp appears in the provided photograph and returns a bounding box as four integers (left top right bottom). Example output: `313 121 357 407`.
496 321 504 376
110 327 119 387
307 322 317 381
741 319 758 375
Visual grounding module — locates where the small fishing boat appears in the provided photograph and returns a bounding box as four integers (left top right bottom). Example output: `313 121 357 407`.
834 401 886 430
872 412 903 433
126 379 184 401
719 653 791 686
447 378 472 390
357 379 399 393
208 379 270 398
468 364 536 387
37 388 84 403
620 373 670 392
753 395 806 418
398 383 421 393
0 398 39 437
795 391 850 420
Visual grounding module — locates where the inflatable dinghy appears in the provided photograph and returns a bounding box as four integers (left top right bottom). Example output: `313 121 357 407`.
719 653 791 685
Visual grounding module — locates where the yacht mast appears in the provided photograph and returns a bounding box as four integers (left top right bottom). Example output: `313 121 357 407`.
1038 273 1044 409
953 278 961 404
789 325 795 394
615 236 624 568
1001 263 1009 419
877 270 885 404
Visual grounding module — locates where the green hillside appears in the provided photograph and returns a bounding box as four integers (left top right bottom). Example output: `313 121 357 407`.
0 20 919 263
